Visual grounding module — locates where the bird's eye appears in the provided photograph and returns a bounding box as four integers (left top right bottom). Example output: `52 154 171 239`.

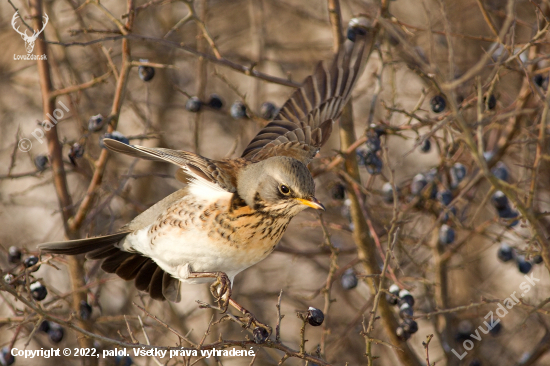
279 184 290 195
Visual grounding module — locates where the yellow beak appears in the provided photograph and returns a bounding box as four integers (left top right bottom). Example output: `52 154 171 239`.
296 197 326 211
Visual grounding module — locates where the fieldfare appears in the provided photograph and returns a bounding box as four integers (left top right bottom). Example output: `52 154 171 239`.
39 22 370 330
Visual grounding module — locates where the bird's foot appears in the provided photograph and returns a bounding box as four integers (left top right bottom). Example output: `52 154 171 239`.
229 298 272 335
209 272 231 313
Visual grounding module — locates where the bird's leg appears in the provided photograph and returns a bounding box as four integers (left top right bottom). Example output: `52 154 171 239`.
187 271 231 313
229 298 272 335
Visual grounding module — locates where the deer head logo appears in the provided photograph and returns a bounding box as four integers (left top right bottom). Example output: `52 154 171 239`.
12 11 48 54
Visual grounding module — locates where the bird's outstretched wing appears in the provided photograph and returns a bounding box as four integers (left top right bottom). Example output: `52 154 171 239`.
103 139 242 192
241 24 371 164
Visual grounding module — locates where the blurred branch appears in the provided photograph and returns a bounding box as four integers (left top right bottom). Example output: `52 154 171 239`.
329 1 422 364
48 34 300 88
28 0 96 363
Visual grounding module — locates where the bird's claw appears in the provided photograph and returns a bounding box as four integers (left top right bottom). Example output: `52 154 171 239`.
240 310 272 335
210 272 231 313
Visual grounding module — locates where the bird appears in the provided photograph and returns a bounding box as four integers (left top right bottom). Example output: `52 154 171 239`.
38 22 370 330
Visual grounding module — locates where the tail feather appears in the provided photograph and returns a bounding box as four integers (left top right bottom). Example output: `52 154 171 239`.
116 255 149 280
101 251 133 273
86 246 120 260
38 232 130 255
38 231 182 302
135 260 158 291
149 267 166 301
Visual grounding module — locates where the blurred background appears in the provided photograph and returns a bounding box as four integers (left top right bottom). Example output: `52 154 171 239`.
0 0 549 365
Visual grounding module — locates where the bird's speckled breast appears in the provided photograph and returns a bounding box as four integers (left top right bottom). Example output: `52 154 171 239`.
148 194 289 270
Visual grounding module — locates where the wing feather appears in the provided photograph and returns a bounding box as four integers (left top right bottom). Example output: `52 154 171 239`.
241 24 371 164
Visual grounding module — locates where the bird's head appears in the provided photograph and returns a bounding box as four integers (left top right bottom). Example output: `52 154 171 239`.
237 156 325 217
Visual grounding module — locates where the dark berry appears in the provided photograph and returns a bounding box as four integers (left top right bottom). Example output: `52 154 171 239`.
341 268 358 290
3 274 15 287
534 74 545 87
38 320 50 333
410 174 427 195
138 66 155 82
455 320 473 342
396 326 411 341
8 246 21 264
0 347 14 366
24 256 40 271
230 101 247 119
498 207 519 227
88 114 104 132
441 206 457 222
469 359 481 366
114 355 133 366
450 163 467 189
399 289 415 307
48 323 64 343
489 320 502 336
307 307 325 326
331 183 345 200
439 224 455 245
399 303 413 319
534 74 548 90
437 190 453 206
185 96 202 112
386 284 400 306
207 94 223 110
79 301 93 321
252 326 269 344
68 142 85 164
364 152 383 175
533 255 543 264
370 124 386 137
419 139 431 153
30 281 48 301
483 151 495 163
34 154 49 171
386 292 399 306
452 163 466 181
491 191 508 211
430 95 446 113
516 256 532 274
497 243 514 262
389 284 400 297
260 102 277 120
484 94 496 110
366 136 381 152
382 182 394 203
100 132 129 148
401 318 418 334
346 17 369 42
491 162 509 182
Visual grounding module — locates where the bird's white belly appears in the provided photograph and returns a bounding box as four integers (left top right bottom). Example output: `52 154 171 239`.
122 194 288 284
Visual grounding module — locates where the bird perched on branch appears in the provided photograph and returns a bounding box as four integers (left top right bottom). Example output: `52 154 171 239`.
39 20 371 331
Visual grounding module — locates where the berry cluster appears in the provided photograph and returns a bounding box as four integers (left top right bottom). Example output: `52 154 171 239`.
497 242 543 274
386 284 419 341
185 94 278 122
38 321 65 343
3 246 96 349
3 247 48 301
357 127 385 175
